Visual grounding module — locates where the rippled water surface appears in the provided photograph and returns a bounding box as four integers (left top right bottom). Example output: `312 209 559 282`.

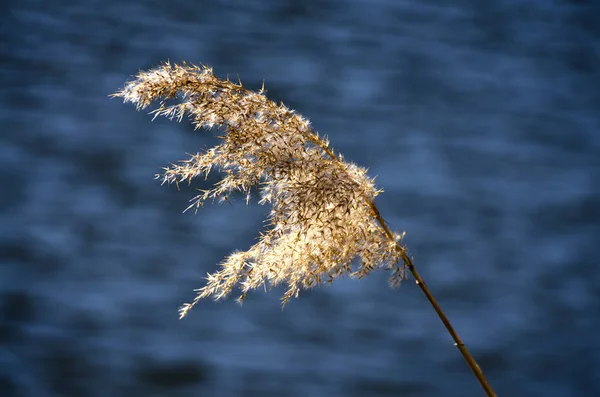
2 1 599 396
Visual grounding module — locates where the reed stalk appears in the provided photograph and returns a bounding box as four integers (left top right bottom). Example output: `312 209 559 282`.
113 61 496 396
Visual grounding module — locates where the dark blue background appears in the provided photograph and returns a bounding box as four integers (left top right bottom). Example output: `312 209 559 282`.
2 1 599 396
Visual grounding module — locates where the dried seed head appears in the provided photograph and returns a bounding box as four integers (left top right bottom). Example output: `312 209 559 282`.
112 62 407 318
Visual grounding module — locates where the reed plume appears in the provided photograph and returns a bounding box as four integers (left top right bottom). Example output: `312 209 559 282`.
112 61 496 397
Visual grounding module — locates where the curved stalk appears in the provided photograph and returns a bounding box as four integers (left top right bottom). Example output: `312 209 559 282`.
308 134 496 396
369 202 497 397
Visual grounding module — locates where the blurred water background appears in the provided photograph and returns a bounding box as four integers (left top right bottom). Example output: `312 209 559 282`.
2 1 599 396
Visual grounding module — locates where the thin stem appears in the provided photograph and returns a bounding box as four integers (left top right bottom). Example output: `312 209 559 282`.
307 130 496 395
369 202 497 397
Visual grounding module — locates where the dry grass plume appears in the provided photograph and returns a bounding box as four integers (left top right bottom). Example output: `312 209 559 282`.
113 61 496 396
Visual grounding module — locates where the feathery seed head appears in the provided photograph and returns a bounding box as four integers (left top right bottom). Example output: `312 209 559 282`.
112 62 407 318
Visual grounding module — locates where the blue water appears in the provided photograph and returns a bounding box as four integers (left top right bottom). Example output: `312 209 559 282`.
2 1 599 396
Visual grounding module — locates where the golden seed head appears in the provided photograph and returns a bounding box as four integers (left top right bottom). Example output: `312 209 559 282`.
113 62 406 317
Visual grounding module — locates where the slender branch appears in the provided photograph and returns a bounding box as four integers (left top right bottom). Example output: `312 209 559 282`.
369 202 497 397
309 132 497 393
308 129 496 396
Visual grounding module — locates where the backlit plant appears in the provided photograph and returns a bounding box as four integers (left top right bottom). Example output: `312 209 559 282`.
113 61 496 396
